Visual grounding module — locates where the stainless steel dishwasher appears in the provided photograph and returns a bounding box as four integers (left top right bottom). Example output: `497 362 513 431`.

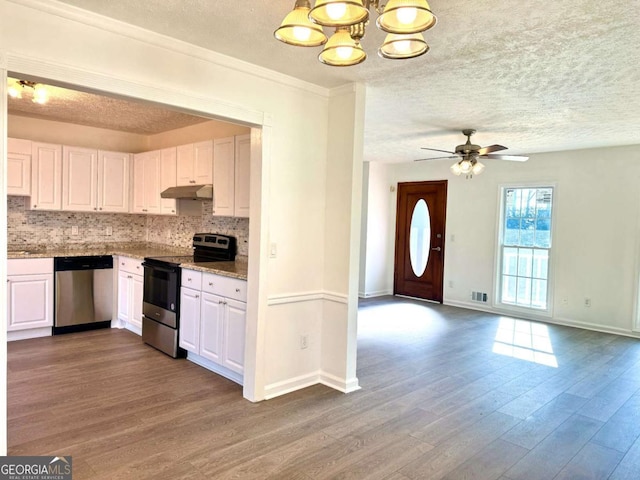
53 256 113 334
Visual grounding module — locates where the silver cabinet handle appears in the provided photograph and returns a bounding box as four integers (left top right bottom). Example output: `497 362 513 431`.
209 282 213 286
236 288 240 292
195 294 200 299
187 278 192 282
431 247 442 251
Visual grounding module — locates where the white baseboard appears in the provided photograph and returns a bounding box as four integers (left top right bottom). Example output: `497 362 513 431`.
320 371 361 393
359 290 393 299
7 327 52 341
186 352 244 386
445 300 640 339
264 370 360 399
124 323 142 336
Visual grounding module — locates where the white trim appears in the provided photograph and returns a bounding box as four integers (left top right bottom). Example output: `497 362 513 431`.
264 372 321 400
8 0 331 98
0 65 8 455
263 370 359 399
267 291 349 306
445 300 640 339
359 289 393 298
124 323 142 337
319 371 361 393
6 54 265 128
7 327 51 342
330 83 357 97
186 352 244 386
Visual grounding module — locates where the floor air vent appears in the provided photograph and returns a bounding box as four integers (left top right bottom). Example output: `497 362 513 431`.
471 291 488 302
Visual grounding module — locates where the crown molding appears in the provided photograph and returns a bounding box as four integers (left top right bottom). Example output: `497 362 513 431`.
7 0 332 98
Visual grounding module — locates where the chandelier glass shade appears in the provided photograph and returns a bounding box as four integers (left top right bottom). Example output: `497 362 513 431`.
450 156 485 177
275 0 437 66
379 32 429 59
274 0 328 46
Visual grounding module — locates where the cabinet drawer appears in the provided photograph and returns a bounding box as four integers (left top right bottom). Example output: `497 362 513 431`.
118 256 142 275
181 269 202 290
8 258 53 276
202 273 247 302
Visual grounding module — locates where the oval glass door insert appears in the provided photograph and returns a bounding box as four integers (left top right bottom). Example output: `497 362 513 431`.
409 199 431 277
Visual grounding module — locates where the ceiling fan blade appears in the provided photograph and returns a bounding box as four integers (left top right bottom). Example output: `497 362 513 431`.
484 154 529 162
477 144 507 155
414 156 459 162
420 147 457 154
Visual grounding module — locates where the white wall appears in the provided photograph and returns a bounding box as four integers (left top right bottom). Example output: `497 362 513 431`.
147 119 249 150
362 144 640 336
0 0 364 451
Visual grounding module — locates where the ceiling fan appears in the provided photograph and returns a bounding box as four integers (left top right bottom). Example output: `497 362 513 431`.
415 129 528 177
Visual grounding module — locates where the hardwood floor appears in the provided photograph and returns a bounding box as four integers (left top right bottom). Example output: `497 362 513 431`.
8 296 640 479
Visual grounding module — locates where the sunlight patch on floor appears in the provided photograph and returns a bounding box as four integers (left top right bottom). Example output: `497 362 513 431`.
493 317 558 367
358 302 447 339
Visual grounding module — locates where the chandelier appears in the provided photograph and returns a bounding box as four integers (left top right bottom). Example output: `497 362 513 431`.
275 0 437 66
7 79 48 104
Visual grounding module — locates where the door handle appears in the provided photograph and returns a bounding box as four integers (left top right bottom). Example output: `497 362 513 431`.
431 246 442 251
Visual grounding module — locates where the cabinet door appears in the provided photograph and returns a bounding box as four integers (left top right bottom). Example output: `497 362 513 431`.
176 144 194 186
234 134 251 218
30 142 62 210
131 274 144 329
117 270 131 324
194 140 213 185
160 147 178 215
8 138 32 196
132 151 161 214
62 146 98 212
223 299 246 374
212 137 235 217
7 274 54 331
200 292 224 363
179 287 201 353
98 150 130 213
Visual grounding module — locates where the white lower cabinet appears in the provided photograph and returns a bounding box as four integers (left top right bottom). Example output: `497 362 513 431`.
179 269 246 383
117 256 144 334
7 258 54 340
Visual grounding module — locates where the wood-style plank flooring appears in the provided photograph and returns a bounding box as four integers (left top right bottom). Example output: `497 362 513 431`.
8 296 640 479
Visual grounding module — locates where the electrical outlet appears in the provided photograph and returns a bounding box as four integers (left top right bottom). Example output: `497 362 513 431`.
562 297 568 305
584 297 591 307
106 226 113 236
300 335 308 350
71 226 79 235
448 280 454 288
270 243 277 258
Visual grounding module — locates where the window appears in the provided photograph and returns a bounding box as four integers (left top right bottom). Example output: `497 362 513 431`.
499 187 553 310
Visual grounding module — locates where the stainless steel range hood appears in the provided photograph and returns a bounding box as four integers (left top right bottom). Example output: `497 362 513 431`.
160 184 213 200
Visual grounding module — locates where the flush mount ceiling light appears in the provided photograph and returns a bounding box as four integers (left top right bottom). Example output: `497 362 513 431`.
275 0 436 66
7 78 49 104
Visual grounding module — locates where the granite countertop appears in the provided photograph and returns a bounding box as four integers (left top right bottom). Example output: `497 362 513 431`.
7 243 248 280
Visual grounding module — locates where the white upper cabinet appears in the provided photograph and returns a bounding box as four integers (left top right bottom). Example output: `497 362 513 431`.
212 134 250 218
62 146 130 213
132 150 161 214
212 137 235 217
62 145 98 212
30 142 62 211
160 147 178 215
98 150 130 213
7 138 32 196
234 134 251 218
177 140 213 186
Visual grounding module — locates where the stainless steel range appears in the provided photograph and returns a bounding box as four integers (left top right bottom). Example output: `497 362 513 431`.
141 233 237 358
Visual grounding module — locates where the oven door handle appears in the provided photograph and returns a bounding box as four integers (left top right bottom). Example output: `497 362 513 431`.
142 263 179 274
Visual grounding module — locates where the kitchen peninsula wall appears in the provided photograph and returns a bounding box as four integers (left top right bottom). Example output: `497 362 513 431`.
7 114 250 255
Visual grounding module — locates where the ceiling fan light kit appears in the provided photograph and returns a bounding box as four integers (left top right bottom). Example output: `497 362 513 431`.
417 129 529 178
7 78 48 104
275 0 437 66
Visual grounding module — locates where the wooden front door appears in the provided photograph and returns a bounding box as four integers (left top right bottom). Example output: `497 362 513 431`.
394 180 447 302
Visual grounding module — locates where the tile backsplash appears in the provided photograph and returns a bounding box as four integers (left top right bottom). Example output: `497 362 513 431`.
7 197 249 256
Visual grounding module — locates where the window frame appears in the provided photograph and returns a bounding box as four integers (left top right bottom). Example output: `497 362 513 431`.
494 183 557 317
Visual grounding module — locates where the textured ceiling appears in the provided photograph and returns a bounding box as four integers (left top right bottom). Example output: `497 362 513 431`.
35 1 640 161
8 79 210 135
